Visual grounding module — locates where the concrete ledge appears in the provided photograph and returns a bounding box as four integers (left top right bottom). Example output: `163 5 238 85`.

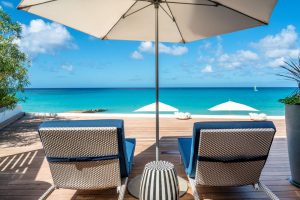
0 105 25 130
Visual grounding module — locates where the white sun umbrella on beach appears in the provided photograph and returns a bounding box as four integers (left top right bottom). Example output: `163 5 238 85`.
135 102 178 112
209 100 259 112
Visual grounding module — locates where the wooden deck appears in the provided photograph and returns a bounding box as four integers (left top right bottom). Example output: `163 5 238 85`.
0 115 299 200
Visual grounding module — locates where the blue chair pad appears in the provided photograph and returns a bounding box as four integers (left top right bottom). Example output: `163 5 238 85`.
178 138 192 173
125 138 136 174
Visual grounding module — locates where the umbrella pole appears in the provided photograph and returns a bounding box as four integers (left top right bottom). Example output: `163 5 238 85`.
128 4 187 198
155 2 159 162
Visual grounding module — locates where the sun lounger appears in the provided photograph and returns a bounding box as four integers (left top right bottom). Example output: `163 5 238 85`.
178 121 279 200
38 119 136 200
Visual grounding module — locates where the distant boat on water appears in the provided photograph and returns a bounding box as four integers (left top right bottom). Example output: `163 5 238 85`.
254 86 258 92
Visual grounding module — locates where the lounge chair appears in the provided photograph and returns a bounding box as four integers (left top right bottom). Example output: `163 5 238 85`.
178 121 279 200
38 119 136 200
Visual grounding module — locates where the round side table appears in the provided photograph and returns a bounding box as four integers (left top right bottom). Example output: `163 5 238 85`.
139 161 179 200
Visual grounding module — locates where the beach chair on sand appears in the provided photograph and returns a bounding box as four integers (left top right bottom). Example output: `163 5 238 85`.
38 119 136 200
178 121 279 200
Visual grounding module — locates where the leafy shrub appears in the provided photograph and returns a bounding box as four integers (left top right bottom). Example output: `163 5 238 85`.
0 8 29 109
279 94 300 105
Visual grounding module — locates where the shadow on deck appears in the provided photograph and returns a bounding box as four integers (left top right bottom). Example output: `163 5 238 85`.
0 149 52 200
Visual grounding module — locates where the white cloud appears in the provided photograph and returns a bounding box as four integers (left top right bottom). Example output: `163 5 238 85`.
201 65 213 73
132 41 188 59
200 25 300 69
251 25 300 67
267 57 285 68
139 41 153 52
218 50 259 69
198 36 223 66
159 43 188 56
264 49 300 58
218 54 230 63
1 1 13 8
238 50 259 60
252 25 297 50
14 19 76 56
131 51 143 60
61 64 73 72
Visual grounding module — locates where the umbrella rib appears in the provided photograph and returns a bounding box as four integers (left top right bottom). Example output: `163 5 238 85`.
164 0 185 43
162 1 217 6
102 1 139 40
123 3 153 18
138 0 217 6
17 0 58 10
159 4 173 21
207 0 268 25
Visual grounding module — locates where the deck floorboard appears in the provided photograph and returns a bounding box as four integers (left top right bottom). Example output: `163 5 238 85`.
0 115 299 200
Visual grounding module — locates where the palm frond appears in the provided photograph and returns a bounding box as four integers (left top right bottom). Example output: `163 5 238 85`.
278 57 300 85
283 61 300 76
277 74 300 82
280 65 300 81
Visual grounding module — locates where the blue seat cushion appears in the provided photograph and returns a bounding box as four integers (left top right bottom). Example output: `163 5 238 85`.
178 138 192 173
125 138 136 175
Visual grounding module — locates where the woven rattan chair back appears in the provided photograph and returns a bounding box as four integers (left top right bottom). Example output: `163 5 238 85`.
39 127 121 190
195 128 275 186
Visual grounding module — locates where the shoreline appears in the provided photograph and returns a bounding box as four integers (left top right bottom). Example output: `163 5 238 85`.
26 112 285 120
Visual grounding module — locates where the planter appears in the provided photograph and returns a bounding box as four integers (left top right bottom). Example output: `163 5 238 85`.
285 104 300 187
0 105 24 129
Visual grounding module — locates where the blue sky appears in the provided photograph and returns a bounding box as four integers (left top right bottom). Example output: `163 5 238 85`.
2 0 300 88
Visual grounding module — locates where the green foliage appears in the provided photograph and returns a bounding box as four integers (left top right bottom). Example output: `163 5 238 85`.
0 8 29 109
277 57 300 105
279 94 300 105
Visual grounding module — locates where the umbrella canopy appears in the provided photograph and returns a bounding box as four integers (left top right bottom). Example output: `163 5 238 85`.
135 102 178 112
17 0 277 42
208 100 259 112
18 0 277 161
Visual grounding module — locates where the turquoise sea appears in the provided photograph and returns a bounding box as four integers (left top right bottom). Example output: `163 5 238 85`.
19 88 295 116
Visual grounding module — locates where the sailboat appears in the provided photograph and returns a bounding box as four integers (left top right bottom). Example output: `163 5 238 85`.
254 86 258 92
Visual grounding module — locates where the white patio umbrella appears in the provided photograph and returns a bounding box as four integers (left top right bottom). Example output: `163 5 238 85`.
18 0 277 162
135 102 178 112
209 100 259 112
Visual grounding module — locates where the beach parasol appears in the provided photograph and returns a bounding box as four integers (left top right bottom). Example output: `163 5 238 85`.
208 100 259 112
18 0 277 162
135 102 178 112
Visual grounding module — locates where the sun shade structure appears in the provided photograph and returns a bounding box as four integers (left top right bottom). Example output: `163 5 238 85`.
135 102 178 112
208 100 259 112
18 0 277 43
18 0 277 161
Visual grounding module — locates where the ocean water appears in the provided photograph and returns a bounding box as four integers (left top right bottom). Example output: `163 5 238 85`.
19 88 295 116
